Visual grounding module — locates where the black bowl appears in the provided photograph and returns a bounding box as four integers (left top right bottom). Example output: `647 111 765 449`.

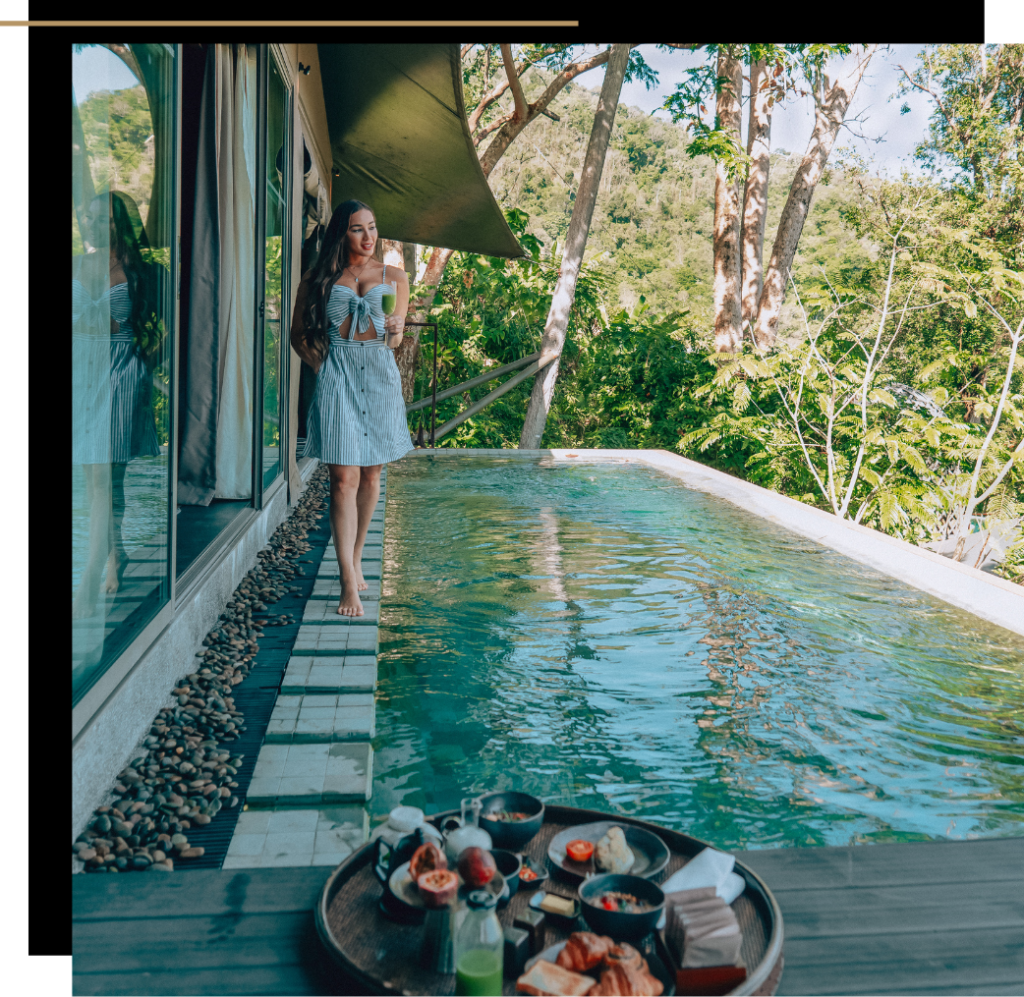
578 873 665 941
491 849 522 898
477 792 545 851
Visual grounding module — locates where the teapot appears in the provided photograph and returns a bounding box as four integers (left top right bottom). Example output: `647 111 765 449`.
441 796 493 866
373 823 443 891
370 805 443 851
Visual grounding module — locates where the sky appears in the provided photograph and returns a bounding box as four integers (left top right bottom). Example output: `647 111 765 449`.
616 44 945 180
73 43 142 104
75 42 953 182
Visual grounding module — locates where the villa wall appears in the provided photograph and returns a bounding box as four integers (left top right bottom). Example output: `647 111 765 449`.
71 459 320 850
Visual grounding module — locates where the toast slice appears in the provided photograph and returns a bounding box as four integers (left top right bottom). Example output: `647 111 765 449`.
516 959 597 996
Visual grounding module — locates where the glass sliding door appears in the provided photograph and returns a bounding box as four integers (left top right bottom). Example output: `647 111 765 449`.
72 43 177 705
262 52 289 489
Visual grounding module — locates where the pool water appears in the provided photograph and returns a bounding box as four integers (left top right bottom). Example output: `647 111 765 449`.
372 456 1024 849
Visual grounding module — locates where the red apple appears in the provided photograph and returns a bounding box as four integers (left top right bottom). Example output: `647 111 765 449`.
457 846 497 888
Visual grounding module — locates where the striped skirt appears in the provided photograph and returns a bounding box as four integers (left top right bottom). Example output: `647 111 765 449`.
303 333 414 466
72 334 160 465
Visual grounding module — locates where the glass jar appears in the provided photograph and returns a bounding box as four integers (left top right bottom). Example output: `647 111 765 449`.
453 890 503 996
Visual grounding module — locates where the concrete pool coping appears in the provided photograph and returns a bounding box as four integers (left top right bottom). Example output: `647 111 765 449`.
405 447 1024 639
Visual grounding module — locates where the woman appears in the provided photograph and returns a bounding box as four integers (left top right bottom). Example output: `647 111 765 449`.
72 190 162 617
290 199 413 617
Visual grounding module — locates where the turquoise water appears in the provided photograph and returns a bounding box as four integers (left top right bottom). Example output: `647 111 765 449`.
371 456 1024 849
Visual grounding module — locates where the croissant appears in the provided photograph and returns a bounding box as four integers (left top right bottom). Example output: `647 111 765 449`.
603 943 642 972
585 961 663 997
557 932 615 972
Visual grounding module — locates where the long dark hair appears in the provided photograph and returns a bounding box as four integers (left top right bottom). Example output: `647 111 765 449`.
107 190 163 366
301 199 380 358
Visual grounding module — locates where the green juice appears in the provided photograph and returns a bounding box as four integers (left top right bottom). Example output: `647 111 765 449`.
455 948 503 996
381 292 397 315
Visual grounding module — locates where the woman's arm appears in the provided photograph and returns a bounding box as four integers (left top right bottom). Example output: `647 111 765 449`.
290 274 323 372
384 267 410 349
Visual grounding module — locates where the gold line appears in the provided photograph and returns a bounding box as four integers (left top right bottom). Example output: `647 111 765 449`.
3 20 580 26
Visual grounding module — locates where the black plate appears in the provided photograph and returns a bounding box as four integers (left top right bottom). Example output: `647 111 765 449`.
548 821 670 883
523 940 676 996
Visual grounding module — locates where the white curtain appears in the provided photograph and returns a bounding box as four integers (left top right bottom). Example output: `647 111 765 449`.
214 44 257 499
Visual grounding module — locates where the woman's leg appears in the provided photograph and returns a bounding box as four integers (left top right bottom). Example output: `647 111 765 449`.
73 463 113 618
328 463 365 616
352 465 382 591
105 462 129 594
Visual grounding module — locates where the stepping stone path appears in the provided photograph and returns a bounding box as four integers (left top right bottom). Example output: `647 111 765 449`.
224 468 388 867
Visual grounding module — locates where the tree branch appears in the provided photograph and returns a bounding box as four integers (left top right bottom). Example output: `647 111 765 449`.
501 44 529 123
467 46 559 134
478 47 625 177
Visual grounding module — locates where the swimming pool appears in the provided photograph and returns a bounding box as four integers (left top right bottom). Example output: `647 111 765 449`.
371 455 1024 849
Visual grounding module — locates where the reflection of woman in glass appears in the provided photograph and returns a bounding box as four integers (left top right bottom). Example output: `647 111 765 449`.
290 200 413 617
72 191 161 617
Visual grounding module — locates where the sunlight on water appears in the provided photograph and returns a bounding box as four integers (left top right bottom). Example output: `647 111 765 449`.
371 456 1024 849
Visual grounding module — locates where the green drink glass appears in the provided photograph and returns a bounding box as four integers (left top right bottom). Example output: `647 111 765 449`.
455 948 503 996
381 279 397 315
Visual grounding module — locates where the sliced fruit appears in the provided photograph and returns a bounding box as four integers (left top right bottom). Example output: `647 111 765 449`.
417 868 458 908
566 839 594 863
409 841 446 880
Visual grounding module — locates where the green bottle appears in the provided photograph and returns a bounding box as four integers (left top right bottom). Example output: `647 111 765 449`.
454 889 503 995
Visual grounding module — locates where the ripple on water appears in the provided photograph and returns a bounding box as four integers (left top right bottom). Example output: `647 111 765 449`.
371 457 1024 849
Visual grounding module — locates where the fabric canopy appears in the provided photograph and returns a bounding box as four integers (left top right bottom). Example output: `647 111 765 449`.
317 43 525 259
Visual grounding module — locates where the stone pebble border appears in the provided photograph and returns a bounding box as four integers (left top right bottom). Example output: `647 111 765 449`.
72 465 332 874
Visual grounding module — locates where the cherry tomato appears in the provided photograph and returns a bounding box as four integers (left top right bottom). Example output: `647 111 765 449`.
566 839 594 863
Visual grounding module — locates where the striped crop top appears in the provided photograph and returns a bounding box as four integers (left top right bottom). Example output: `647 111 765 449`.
72 280 133 339
326 264 390 339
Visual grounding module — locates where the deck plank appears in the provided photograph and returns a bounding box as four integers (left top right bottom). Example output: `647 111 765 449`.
736 838 1024 890
735 838 1024 996
72 840 1024 996
72 866 329 921
775 926 1024 996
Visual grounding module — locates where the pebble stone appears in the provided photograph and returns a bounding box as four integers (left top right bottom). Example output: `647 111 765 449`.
74 468 331 873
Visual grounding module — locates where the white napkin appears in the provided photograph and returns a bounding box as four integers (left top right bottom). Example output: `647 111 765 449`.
656 848 745 928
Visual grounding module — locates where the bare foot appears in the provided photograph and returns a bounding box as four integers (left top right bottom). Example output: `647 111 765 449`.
104 548 127 595
337 586 364 617
353 564 368 592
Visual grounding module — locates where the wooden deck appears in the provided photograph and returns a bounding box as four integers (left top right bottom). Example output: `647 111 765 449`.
71 838 1024 996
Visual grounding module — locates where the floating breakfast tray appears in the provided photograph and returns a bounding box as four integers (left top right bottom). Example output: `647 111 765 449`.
315 804 784 996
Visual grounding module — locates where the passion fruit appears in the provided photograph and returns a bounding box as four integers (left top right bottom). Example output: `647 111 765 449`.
457 846 497 888
409 841 446 880
416 868 459 908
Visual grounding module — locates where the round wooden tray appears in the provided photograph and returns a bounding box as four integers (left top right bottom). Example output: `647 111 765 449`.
315 804 785 996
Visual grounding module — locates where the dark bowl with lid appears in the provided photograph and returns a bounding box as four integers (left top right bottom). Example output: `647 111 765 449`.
477 791 545 851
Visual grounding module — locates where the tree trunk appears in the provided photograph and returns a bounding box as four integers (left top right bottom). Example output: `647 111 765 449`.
393 246 456 402
519 43 632 449
712 46 744 353
740 58 772 333
753 45 877 349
